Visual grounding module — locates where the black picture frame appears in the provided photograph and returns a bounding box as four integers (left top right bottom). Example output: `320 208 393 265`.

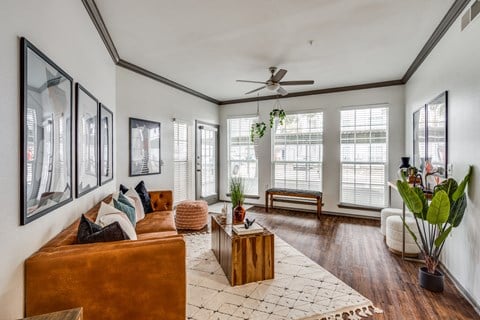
20 37 73 225
129 117 161 176
75 84 99 197
99 103 114 185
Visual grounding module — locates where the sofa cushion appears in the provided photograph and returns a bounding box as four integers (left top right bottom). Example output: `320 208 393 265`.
136 231 179 240
135 211 177 234
135 181 153 214
96 202 137 240
77 215 130 244
113 196 136 227
125 188 146 221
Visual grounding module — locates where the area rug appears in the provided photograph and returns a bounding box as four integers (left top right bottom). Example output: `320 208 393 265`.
185 233 382 320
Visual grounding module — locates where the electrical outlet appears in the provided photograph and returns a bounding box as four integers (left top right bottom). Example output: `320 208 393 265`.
447 163 453 176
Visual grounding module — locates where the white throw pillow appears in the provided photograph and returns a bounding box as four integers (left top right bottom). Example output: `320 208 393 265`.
96 202 137 240
125 188 146 221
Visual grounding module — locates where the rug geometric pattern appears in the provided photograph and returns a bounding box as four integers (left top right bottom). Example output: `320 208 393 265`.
186 233 380 320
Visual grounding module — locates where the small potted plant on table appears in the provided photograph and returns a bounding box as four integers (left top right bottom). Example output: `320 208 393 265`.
396 166 472 292
230 177 246 224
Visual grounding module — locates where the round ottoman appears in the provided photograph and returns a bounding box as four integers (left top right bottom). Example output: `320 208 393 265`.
175 200 208 230
380 207 413 236
385 215 420 256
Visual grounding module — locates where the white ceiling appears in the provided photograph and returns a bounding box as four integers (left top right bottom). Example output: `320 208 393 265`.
95 0 454 101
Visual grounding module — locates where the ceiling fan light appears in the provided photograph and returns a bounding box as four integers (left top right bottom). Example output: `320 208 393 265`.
266 83 280 91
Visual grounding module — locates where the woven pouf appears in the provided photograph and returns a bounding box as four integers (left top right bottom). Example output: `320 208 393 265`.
386 215 420 256
380 207 413 236
175 200 208 230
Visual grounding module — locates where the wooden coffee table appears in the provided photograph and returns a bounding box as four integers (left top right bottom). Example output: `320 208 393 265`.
211 214 274 286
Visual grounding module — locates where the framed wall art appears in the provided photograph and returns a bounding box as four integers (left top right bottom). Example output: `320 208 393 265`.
76 84 99 197
129 118 161 176
99 104 114 185
20 37 73 225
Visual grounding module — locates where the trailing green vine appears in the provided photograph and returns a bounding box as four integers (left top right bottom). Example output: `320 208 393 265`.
250 122 267 143
269 109 286 128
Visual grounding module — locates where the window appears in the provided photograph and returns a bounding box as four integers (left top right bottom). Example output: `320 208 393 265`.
174 120 189 203
272 112 323 191
227 117 258 195
340 106 388 208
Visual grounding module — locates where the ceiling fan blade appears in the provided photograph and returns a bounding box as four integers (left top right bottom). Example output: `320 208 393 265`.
279 80 314 86
245 86 266 95
271 69 287 82
277 87 288 96
236 80 266 84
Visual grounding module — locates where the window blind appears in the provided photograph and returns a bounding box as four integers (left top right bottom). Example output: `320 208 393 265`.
272 112 323 191
227 117 258 195
340 106 388 208
174 120 189 203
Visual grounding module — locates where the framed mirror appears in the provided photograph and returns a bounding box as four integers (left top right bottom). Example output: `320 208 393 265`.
99 104 114 185
76 84 99 197
129 118 161 176
426 91 448 177
20 38 73 225
412 106 426 171
412 91 448 181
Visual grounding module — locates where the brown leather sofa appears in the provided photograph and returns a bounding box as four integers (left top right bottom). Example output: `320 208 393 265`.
25 191 186 320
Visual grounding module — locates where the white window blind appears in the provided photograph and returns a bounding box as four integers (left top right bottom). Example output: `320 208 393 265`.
340 106 388 208
272 112 323 191
174 120 189 203
227 117 258 195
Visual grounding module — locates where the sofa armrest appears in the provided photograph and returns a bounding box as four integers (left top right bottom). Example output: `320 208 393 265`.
149 190 173 211
25 236 186 320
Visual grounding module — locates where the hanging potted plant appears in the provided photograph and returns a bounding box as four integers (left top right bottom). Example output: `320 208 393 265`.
230 177 246 224
396 166 472 292
269 108 286 128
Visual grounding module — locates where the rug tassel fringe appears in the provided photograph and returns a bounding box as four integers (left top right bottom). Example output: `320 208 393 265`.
310 304 383 320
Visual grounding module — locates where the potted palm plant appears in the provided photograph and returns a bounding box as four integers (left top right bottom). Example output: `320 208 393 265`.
230 177 246 224
396 166 472 292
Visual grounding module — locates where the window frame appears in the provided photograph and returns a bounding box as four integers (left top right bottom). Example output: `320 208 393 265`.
339 104 389 209
173 119 190 204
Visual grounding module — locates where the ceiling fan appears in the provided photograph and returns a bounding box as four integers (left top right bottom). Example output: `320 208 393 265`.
236 67 314 96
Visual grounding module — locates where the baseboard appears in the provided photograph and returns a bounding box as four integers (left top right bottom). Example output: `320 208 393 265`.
251 203 380 221
440 262 480 316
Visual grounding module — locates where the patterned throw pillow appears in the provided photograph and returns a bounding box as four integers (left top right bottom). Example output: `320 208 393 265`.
96 202 137 240
135 181 153 214
77 215 129 244
125 188 146 221
119 184 129 194
113 196 136 227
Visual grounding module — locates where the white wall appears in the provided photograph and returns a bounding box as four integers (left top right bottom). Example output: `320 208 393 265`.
115 67 219 196
405 2 480 306
219 85 405 218
0 1 116 318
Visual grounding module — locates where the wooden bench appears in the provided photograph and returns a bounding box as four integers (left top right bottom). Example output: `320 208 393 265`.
265 188 323 219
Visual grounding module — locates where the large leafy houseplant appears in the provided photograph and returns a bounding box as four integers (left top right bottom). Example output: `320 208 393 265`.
396 166 472 274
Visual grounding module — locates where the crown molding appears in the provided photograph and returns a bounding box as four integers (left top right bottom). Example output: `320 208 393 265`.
82 0 120 63
117 59 219 104
219 80 404 105
402 0 470 83
83 0 467 105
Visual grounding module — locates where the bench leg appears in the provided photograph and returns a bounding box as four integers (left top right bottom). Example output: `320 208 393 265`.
316 197 322 219
265 191 269 212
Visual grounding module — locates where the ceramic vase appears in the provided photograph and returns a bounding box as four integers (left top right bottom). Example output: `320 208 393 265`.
233 204 246 224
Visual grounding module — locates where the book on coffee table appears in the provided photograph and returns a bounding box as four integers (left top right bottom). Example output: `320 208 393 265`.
232 223 264 235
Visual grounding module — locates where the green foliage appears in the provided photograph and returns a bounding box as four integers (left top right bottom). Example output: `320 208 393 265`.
395 166 473 274
426 190 450 224
269 109 286 128
396 180 423 213
250 122 267 143
229 177 245 207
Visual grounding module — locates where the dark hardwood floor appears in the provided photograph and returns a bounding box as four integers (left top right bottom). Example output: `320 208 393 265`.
240 206 480 320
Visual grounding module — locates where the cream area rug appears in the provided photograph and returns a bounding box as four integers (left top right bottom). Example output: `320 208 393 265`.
186 233 382 320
